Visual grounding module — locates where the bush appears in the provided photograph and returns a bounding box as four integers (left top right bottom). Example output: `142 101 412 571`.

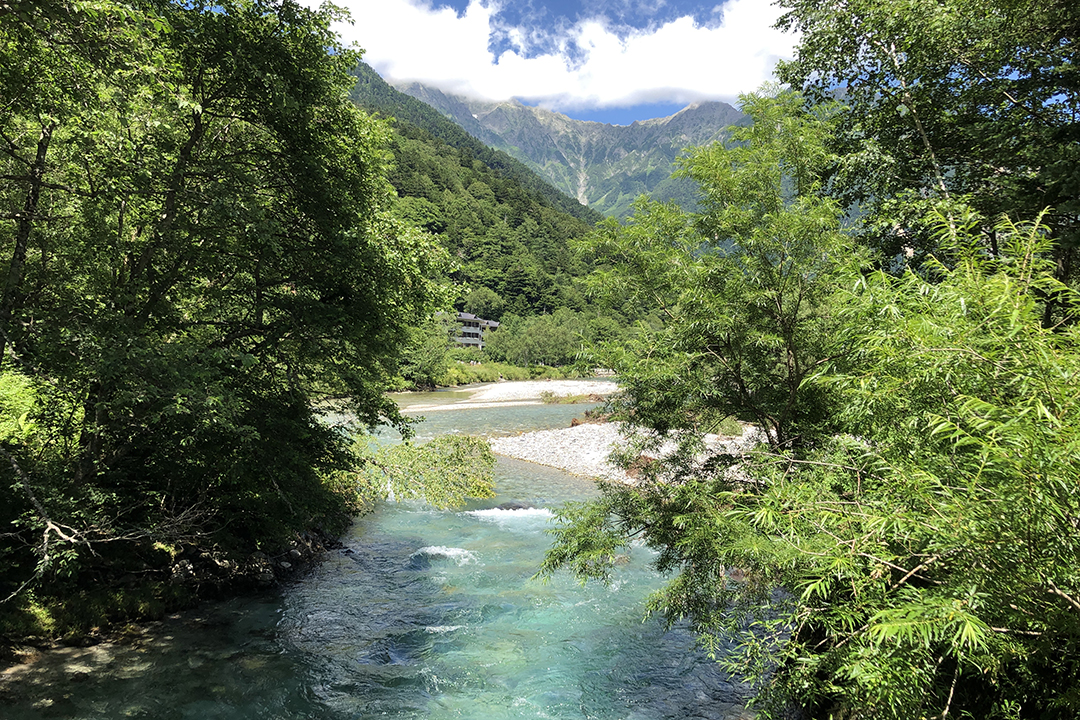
0 372 39 445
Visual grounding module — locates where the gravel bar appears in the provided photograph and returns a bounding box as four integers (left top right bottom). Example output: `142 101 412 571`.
489 422 768 483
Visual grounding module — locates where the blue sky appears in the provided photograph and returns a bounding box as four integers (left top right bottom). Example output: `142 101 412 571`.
315 0 796 125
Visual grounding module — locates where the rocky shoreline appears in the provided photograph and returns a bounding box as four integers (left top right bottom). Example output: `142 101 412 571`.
489 420 767 482
426 378 768 481
490 423 631 481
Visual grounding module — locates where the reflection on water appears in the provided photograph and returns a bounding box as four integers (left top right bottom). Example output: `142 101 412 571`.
0 394 752 719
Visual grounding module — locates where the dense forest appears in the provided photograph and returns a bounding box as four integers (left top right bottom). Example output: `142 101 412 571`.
348 64 645 386
540 1 1080 718
349 58 599 320
0 0 628 640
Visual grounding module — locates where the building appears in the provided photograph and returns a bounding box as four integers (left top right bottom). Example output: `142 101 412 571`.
454 312 499 350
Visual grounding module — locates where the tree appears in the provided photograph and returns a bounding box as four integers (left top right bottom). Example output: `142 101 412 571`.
776 0 1080 302
0 0 449 616
542 92 1080 715
575 90 863 451
696 212 1080 718
773 212 1080 718
480 308 586 367
398 314 457 389
462 286 505 320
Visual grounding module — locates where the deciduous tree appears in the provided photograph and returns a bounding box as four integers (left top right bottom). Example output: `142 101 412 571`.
777 0 1080 304
0 0 449 614
575 91 862 451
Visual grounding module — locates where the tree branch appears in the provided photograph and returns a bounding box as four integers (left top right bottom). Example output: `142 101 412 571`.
1047 580 1080 615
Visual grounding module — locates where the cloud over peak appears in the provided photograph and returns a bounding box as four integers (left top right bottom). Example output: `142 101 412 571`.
321 0 795 114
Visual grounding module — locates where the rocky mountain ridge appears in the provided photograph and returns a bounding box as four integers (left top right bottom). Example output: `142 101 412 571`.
394 81 747 216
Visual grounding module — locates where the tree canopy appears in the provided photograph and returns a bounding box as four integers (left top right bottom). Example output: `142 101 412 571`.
542 87 1080 718
0 0 460 630
776 0 1080 305
575 92 863 449
537 3 1080 713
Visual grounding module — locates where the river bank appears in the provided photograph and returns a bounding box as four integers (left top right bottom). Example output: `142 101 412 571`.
399 378 620 412
489 421 767 482
416 378 764 482
1 381 606 652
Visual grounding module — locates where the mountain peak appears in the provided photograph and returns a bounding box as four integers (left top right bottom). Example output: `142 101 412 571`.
391 79 746 216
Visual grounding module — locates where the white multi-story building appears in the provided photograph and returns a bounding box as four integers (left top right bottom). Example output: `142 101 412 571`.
454 312 499 350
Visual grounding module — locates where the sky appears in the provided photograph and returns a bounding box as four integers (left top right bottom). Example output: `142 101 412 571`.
315 0 798 125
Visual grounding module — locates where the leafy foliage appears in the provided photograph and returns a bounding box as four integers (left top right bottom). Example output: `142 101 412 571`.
0 371 37 445
397 314 459 390
576 91 864 449
543 90 1080 717
356 435 496 510
777 0 1080 299
0 0 461 618
481 309 611 368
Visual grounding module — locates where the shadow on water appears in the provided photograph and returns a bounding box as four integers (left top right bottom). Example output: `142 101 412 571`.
0 595 336 719
0 399 753 719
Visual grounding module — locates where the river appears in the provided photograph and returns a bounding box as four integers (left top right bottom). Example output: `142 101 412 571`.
1 389 753 719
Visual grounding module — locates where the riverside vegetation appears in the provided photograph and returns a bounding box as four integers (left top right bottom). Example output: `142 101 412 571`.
0 0 658 644
539 1 1080 717
0 0 504 643
0 0 642 642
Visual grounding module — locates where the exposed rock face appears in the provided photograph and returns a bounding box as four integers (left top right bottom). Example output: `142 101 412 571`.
393 82 747 217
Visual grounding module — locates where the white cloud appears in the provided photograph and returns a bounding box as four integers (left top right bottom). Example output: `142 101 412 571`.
317 0 797 110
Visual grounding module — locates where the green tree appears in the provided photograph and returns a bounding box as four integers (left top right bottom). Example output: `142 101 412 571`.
543 96 1080 717
577 90 862 450
480 308 586 367
684 211 1080 718
480 312 522 364
776 212 1080 718
462 286 505 320
776 0 1080 303
0 0 448 614
398 314 458 389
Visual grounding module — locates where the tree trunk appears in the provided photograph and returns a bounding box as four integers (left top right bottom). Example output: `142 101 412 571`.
0 120 55 368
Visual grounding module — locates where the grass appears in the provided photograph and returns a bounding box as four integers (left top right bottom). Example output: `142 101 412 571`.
705 415 744 436
538 391 604 404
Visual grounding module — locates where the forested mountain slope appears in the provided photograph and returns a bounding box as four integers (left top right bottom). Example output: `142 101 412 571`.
395 81 747 216
350 63 602 226
349 63 604 320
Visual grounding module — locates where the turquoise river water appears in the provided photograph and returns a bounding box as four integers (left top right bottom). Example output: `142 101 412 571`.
1 389 752 719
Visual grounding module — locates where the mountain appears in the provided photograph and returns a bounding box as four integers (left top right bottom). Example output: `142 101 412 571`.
348 62 606 319
393 82 747 217
349 63 602 226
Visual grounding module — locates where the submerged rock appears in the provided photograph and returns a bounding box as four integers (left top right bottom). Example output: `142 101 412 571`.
494 501 535 511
